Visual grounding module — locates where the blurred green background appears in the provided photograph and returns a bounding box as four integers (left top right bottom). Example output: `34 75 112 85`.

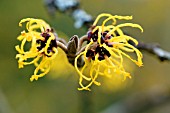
0 0 170 113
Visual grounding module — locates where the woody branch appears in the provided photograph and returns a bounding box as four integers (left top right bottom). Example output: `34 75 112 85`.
44 0 170 62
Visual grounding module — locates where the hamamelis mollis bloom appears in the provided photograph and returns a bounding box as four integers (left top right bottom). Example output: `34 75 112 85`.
15 18 58 81
75 13 143 91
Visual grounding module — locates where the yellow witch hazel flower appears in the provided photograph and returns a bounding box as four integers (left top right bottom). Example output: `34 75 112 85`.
75 13 143 91
15 18 58 81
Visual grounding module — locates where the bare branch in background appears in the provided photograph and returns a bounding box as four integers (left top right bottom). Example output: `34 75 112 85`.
129 41 170 61
44 0 93 28
44 0 170 62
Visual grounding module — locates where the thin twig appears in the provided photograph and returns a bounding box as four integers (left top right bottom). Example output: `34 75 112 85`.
129 41 170 61
57 37 67 45
76 45 86 56
78 35 88 51
56 41 68 53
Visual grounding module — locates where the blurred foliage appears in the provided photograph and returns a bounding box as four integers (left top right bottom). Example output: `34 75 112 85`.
0 0 170 113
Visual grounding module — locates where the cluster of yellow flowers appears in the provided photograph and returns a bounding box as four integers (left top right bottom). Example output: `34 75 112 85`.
15 13 143 91
15 18 58 81
74 14 143 90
